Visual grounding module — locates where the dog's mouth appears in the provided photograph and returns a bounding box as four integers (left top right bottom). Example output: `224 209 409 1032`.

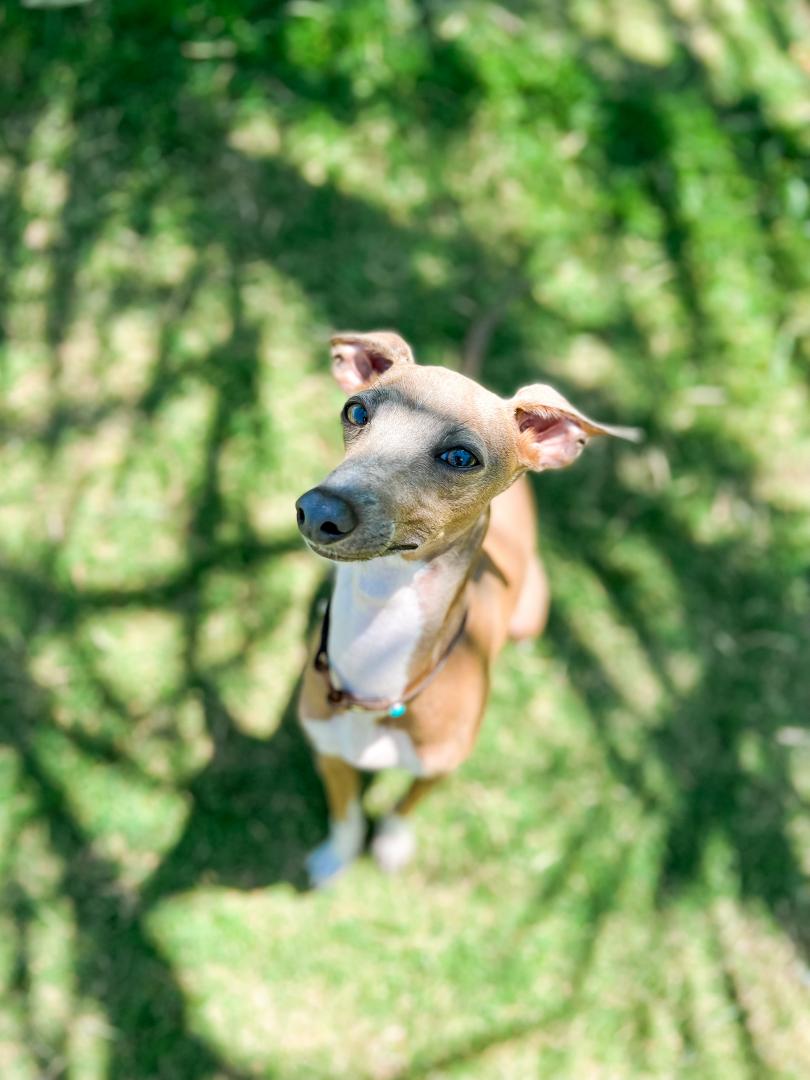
304 539 420 562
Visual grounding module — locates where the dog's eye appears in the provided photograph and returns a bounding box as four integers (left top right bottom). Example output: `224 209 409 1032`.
439 447 479 469
343 401 369 427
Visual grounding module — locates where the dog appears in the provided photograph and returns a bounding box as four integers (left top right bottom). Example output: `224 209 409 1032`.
295 331 634 886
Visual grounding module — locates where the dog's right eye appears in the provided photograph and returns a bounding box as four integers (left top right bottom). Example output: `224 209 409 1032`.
438 447 480 469
343 401 369 427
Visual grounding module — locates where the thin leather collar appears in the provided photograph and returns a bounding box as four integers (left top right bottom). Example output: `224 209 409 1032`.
314 600 467 716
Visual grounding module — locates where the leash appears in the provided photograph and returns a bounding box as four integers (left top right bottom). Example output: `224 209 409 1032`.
314 600 468 719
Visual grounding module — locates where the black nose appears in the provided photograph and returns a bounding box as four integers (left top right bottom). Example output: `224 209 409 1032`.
295 487 358 545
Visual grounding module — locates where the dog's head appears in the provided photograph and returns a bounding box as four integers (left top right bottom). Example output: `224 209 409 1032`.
295 331 637 561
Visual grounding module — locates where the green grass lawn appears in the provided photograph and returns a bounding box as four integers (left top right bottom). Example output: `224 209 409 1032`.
2 2 810 1076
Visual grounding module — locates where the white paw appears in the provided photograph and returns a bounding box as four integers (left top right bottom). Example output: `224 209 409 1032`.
306 800 365 888
371 815 416 874
306 839 353 888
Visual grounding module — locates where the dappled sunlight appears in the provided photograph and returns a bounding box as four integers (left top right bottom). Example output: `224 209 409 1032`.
1 0 809 1075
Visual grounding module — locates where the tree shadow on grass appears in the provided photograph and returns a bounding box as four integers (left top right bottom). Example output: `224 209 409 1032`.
0 647 256 1080
0 542 330 1080
491 328 810 1072
142 586 332 906
2 2 810 1077
545 36 810 945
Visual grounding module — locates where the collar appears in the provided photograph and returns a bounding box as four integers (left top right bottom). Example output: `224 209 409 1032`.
314 600 467 719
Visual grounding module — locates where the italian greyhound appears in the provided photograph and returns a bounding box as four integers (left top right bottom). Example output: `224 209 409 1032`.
295 331 635 886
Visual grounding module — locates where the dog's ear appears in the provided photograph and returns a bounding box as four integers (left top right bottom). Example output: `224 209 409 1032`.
330 331 415 393
511 384 641 471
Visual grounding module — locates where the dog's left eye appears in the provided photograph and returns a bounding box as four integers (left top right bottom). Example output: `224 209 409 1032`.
343 401 369 426
439 447 479 469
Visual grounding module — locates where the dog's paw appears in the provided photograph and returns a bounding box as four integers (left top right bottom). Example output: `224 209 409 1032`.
371 815 416 874
306 801 366 888
305 840 355 888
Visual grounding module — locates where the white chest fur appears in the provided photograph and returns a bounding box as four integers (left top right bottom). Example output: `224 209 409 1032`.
304 553 460 776
327 555 426 700
302 712 427 775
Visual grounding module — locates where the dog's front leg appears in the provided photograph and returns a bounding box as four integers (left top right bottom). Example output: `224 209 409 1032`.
306 754 365 888
371 776 442 874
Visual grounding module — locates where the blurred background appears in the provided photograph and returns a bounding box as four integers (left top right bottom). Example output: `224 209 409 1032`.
2 1 810 1076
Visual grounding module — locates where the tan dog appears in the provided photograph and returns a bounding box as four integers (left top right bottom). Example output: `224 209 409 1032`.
296 331 635 886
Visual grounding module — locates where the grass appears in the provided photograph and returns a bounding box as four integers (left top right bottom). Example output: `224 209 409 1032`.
2 1 810 1076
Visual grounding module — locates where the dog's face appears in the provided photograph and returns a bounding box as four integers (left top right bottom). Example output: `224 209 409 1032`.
295 332 633 561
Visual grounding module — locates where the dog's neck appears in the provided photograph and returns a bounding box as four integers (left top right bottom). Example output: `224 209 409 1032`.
327 518 485 701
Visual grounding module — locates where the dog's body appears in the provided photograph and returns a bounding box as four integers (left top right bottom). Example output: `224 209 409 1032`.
296 332 633 885
299 476 543 774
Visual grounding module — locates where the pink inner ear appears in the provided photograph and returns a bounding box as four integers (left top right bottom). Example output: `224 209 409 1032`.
332 344 394 392
517 409 560 435
353 352 374 384
365 351 392 377
516 409 588 470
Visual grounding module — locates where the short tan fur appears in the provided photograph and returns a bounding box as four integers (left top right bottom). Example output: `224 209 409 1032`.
296 331 634 885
